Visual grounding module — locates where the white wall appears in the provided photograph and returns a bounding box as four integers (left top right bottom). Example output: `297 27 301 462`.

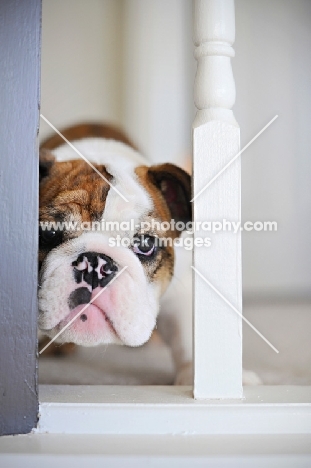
121 0 194 165
40 0 311 299
40 0 193 167
234 0 311 298
40 0 123 140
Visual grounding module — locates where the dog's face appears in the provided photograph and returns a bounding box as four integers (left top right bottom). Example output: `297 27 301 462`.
38 138 191 348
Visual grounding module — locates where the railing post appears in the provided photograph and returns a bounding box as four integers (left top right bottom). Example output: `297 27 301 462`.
0 0 41 434
193 0 242 398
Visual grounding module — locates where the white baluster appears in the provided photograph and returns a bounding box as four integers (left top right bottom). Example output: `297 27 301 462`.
193 0 242 398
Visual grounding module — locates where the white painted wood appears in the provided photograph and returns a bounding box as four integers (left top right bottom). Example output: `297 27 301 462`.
36 385 311 435
3 455 309 468
2 434 311 468
193 0 242 398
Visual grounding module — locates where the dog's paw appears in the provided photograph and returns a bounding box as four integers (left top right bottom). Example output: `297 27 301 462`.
242 369 262 385
38 336 76 357
174 362 193 385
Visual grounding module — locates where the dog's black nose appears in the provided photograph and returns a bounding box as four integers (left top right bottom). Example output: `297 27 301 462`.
72 252 118 289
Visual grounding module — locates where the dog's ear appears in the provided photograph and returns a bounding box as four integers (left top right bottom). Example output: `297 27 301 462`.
39 149 55 182
147 163 192 225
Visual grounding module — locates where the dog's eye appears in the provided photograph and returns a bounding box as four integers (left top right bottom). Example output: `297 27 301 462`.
133 235 156 257
39 226 63 248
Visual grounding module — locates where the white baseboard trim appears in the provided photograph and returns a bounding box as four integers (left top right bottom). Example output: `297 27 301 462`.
37 385 311 435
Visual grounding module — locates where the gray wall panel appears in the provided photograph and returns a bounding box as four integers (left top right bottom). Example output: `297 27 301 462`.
0 0 41 435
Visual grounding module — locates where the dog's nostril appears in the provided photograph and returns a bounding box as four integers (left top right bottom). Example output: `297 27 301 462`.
100 264 113 276
76 259 89 271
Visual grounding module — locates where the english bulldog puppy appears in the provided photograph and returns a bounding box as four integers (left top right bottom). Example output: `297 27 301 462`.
38 123 193 384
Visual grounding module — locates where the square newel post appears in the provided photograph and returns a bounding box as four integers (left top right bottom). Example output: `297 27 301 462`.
192 0 242 399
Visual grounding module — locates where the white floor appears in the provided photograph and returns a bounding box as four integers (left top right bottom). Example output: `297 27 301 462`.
1 434 311 467
39 301 311 386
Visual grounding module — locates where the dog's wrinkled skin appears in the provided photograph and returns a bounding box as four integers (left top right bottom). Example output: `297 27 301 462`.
38 124 193 383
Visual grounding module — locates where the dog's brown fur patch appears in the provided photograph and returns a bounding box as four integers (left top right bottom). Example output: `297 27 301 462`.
39 159 112 264
135 166 176 290
40 159 111 214
41 122 136 151
135 163 191 291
